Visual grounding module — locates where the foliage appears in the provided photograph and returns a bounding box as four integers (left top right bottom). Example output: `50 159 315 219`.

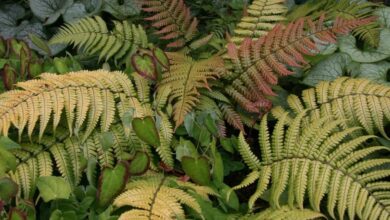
0 0 390 219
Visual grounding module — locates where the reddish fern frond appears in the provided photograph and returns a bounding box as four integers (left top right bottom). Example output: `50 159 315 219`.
219 103 244 132
142 0 198 48
225 15 375 114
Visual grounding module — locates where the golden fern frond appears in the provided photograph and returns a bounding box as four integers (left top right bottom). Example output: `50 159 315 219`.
0 70 143 141
8 123 144 198
231 0 287 44
158 53 224 129
288 0 380 47
114 173 213 219
246 206 325 220
50 16 148 62
156 112 174 167
272 77 390 139
142 0 198 48
234 113 390 219
225 15 374 114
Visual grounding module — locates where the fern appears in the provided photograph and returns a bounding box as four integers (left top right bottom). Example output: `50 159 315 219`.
231 0 287 45
234 113 390 219
114 173 214 219
50 16 148 62
142 0 198 48
246 206 324 220
225 15 374 114
0 70 145 141
272 77 390 139
8 123 145 198
158 52 224 129
287 0 380 47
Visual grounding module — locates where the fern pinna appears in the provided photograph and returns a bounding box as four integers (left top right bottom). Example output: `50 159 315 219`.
272 77 390 139
234 112 390 219
225 15 374 114
50 16 148 62
231 0 287 44
142 0 198 48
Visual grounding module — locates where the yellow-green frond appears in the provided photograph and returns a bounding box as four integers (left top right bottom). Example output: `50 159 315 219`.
246 206 325 220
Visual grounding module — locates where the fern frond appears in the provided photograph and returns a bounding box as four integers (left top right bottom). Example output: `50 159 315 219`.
158 53 224 128
287 0 380 47
234 113 390 219
0 70 142 141
246 206 325 220
114 173 212 219
50 16 148 62
231 0 287 44
156 113 174 167
272 77 390 139
142 0 198 48
225 16 374 114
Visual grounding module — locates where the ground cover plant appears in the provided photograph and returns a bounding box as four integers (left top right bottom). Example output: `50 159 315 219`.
0 0 390 219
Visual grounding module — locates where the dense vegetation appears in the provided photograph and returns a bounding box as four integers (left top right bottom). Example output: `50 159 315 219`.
0 0 390 219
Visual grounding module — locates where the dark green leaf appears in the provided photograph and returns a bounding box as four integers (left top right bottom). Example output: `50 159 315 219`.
175 138 199 161
181 156 210 185
0 177 18 202
0 136 21 150
152 47 169 69
129 151 150 175
29 0 74 25
132 117 160 147
36 176 71 202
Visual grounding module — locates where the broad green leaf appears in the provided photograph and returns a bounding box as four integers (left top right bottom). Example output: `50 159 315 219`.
0 136 21 150
0 177 18 202
152 47 169 69
96 161 129 210
175 138 199 161
63 3 88 22
0 148 17 174
98 132 115 151
204 114 218 136
129 151 150 175
49 210 77 220
303 53 351 86
102 0 141 20
375 7 390 28
212 151 224 184
354 61 390 84
8 208 26 220
36 176 71 202
339 28 390 63
219 184 239 211
131 54 157 80
181 156 210 185
29 0 74 25
132 117 160 146
87 158 98 186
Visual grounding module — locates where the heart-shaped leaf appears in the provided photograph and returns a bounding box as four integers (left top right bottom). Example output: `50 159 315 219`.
96 161 129 210
36 176 71 202
181 156 210 185
132 117 160 147
30 0 74 25
131 54 157 80
0 177 18 202
129 151 150 175
152 47 169 69
175 138 199 161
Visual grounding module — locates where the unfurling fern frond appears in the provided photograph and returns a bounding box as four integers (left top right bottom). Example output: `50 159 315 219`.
9 124 144 198
246 206 324 220
287 0 380 47
225 15 374 114
231 0 287 44
142 0 198 48
272 77 390 139
114 173 213 219
158 53 224 128
0 70 147 141
234 113 390 220
50 16 148 62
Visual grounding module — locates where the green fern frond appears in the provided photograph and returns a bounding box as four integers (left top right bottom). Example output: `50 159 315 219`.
272 77 390 139
114 173 213 219
231 0 287 44
287 0 380 47
234 113 390 219
50 16 148 62
246 206 325 220
158 53 224 129
0 70 144 141
156 113 174 167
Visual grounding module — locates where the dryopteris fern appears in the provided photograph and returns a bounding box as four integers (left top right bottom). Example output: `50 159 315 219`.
158 52 224 129
114 173 216 219
234 113 390 219
8 123 150 199
50 16 148 62
287 0 380 47
246 206 324 220
272 77 390 139
225 15 374 114
0 70 145 141
231 0 287 45
142 0 198 48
